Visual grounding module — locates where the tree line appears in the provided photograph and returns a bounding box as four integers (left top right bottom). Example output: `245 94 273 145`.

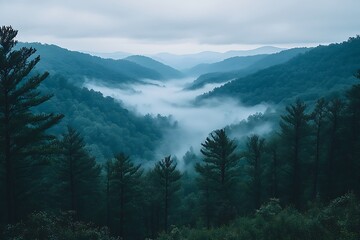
1 26 360 239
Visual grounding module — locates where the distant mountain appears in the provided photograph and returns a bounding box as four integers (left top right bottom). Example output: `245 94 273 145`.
86 51 131 59
151 46 285 70
186 48 310 90
17 42 163 85
125 55 184 79
199 37 360 105
186 54 268 76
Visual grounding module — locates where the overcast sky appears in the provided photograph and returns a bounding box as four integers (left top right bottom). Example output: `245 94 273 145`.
0 0 359 54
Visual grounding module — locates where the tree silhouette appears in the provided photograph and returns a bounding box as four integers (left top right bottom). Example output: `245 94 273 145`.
245 134 265 209
0 26 63 224
154 155 181 232
56 127 100 221
196 129 240 225
280 100 310 208
110 152 142 238
310 98 327 199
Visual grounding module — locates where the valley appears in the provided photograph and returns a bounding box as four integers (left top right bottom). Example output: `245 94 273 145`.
85 78 268 163
1 22 360 239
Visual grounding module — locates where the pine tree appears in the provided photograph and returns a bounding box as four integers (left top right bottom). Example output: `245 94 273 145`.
55 127 100 221
280 99 310 208
324 98 344 199
0 26 63 224
104 159 113 228
245 134 265 209
153 155 181 233
343 71 360 195
266 135 280 198
310 98 327 199
195 163 215 229
110 152 142 239
196 129 240 226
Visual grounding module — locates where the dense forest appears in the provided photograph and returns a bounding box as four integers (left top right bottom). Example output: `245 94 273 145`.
36 75 174 162
185 47 309 90
1 26 360 240
200 37 360 105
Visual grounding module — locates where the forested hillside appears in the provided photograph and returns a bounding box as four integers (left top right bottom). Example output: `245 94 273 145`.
125 55 183 79
17 42 164 84
186 54 267 76
200 37 360 105
37 75 174 161
186 47 309 90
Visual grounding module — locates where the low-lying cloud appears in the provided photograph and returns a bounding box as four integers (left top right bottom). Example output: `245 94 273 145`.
85 78 269 166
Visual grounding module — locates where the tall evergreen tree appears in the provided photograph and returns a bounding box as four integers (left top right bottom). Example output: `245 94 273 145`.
104 158 113 228
195 163 215 229
310 98 327 199
55 127 101 221
266 135 280 198
196 129 241 226
245 134 265 209
344 71 360 195
109 152 142 239
324 98 344 200
0 26 63 224
142 170 163 238
154 155 181 233
280 99 310 208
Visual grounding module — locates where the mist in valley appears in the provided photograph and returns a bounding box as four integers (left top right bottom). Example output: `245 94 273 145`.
85 77 270 166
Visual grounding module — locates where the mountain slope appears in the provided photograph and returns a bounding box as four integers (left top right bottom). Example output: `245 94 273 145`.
186 54 268 76
37 75 173 162
186 48 310 90
125 55 184 79
199 37 360 105
17 42 163 85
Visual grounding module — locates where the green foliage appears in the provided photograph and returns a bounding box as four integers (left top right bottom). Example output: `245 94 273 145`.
156 194 360 240
3 211 119 240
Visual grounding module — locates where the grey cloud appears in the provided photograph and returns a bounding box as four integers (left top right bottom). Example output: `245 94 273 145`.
0 0 359 51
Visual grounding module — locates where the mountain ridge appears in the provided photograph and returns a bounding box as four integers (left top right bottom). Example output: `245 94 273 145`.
199 37 360 105
17 42 164 85
186 47 310 90
125 55 184 79
151 46 285 69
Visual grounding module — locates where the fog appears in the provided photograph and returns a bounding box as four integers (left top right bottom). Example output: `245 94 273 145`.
85 78 269 167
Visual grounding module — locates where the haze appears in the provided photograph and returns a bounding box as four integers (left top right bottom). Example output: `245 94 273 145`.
85 78 269 164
